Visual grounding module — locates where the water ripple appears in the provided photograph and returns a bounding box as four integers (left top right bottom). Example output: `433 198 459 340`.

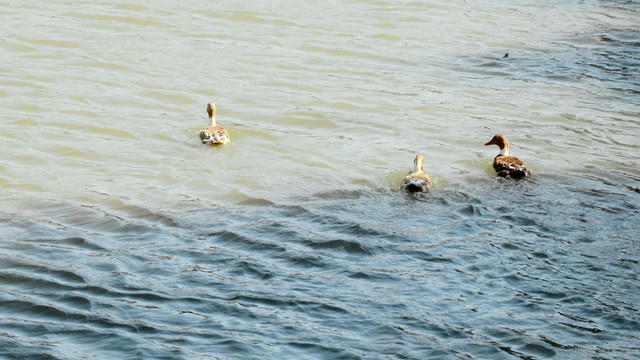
2 0 640 358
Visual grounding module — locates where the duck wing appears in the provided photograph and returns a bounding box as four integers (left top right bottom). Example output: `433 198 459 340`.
493 155 529 178
200 126 230 144
402 173 433 192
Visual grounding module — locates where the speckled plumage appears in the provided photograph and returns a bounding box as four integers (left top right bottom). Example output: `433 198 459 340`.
199 102 230 145
199 126 230 145
484 134 530 178
402 154 432 192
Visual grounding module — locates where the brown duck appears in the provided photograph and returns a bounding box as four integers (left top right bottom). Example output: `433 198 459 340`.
484 134 529 178
199 102 230 145
402 154 433 192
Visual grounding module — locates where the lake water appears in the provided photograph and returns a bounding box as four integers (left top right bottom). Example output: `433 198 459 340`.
1 0 639 359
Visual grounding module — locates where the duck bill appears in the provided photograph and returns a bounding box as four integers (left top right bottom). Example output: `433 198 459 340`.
484 139 495 146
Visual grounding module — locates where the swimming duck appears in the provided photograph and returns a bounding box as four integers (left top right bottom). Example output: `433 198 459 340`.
402 154 433 192
199 102 230 145
484 134 529 178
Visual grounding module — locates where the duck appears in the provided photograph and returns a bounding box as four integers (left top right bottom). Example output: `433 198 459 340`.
402 154 433 192
484 134 530 178
199 102 230 145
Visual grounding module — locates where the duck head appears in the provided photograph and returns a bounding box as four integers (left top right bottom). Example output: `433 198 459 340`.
484 134 510 156
413 153 425 173
207 102 217 125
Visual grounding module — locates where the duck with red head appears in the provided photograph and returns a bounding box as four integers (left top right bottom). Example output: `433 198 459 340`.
402 154 433 192
484 134 530 178
199 102 230 145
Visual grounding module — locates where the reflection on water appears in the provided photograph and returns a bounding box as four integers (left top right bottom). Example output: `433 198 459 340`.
1 0 639 358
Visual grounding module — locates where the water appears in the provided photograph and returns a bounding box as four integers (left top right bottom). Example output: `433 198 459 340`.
1 0 639 358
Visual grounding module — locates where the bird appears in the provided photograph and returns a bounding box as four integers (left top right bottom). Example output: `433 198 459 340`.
401 154 433 192
484 134 530 178
199 102 230 145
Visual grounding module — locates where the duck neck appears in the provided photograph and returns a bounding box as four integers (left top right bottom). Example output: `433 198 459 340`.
209 116 217 126
499 146 509 156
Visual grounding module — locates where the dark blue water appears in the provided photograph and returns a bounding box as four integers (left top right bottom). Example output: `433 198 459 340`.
1 171 638 359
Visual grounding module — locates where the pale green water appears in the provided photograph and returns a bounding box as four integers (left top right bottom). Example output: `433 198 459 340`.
1 1 639 359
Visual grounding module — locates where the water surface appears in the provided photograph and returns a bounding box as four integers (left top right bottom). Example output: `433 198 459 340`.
1 0 639 358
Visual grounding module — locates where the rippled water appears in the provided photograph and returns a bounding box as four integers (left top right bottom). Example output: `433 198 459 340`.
1 0 639 359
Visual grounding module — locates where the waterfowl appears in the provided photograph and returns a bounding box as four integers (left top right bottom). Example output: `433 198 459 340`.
484 134 530 178
402 154 433 192
199 102 230 145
